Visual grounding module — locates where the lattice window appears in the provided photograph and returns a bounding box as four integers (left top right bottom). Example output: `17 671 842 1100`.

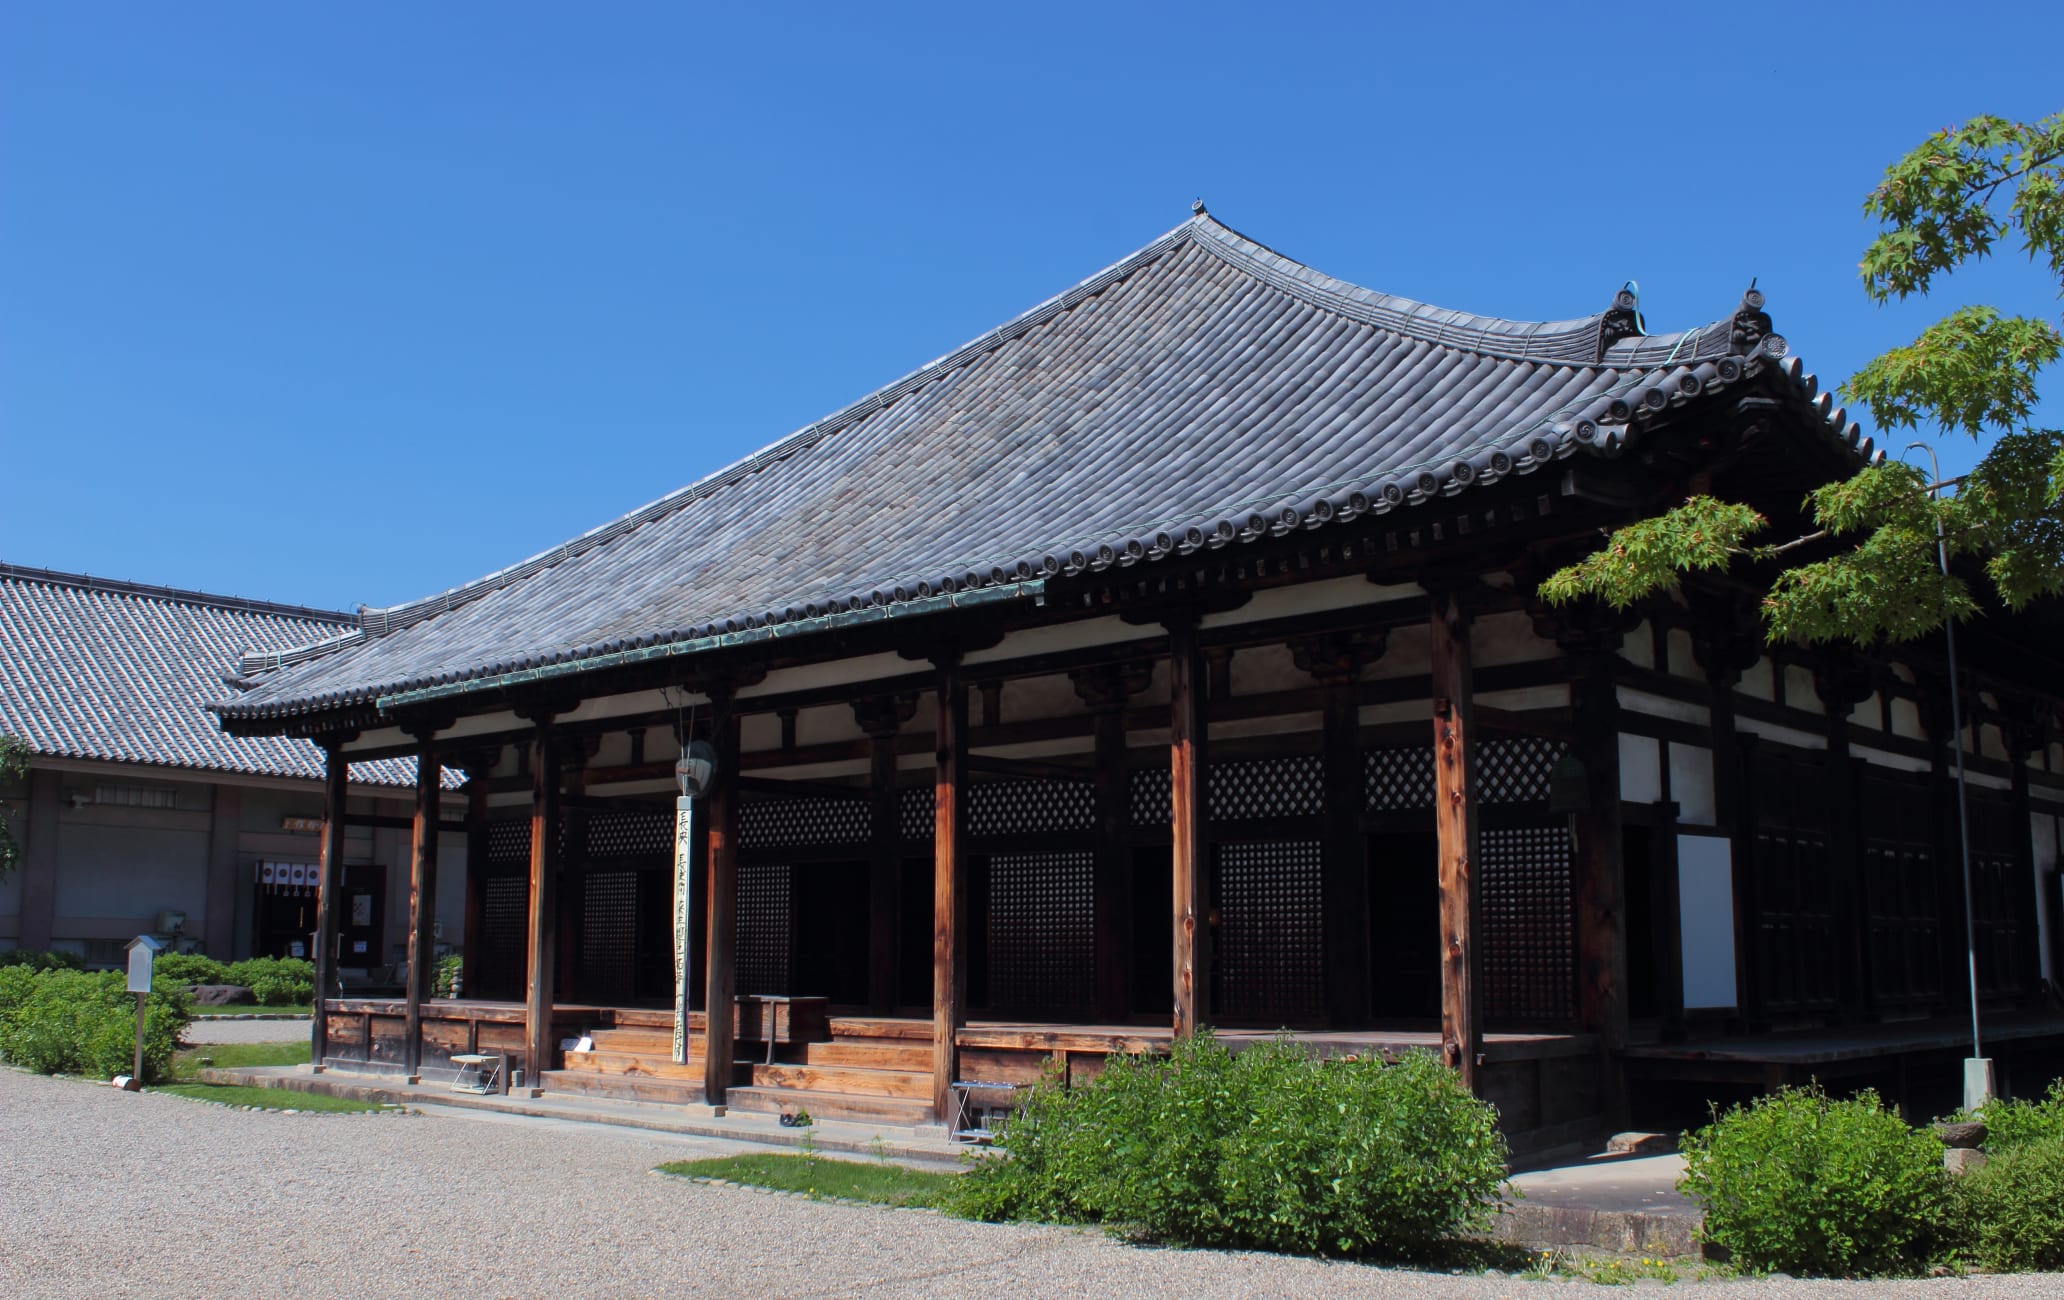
737 797 870 850
1478 738 1566 805
579 871 639 1002
1212 840 1324 1024
485 819 532 867
1480 826 1575 1023
969 780 1095 838
985 851 1095 1012
736 860 791 995
1131 768 1171 826
1211 755 1325 821
583 810 672 861
1365 746 1435 811
477 875 528 998
900 785 935 842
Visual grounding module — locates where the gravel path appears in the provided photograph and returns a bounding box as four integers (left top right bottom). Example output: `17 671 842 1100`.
5 1067 2058 1299
181 1019 312 1045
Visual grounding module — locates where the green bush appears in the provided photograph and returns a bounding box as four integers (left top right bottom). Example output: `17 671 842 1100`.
433 953 462 998
0 949 84 971
224 957 315 1006
944 1034 1509 1259
1679 1085 1949 1276
0 968 192 1082
1977 1078 2064 1153
1952 1136 2064 1272
151 953 230 986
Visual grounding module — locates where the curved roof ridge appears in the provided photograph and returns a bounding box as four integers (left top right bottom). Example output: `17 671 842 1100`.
1187 216 1616 364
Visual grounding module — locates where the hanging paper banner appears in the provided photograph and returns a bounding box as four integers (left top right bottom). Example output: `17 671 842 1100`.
260 861 277 887
672 794 695 1065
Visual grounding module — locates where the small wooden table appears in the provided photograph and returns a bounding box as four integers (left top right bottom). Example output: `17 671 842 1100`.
450 1053 503 1095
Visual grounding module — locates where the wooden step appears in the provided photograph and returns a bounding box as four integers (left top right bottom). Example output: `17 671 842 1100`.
608 1008 677 1031
726 1085 934 1127
539 1069 702 1106
562 1050 703 1081
585 1028 677 1053
825 1017 932 1042
749 1062 930 1099
802 1040 933 1070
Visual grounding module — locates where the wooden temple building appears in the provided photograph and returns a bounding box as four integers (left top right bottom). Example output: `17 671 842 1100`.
212 210 2064 1149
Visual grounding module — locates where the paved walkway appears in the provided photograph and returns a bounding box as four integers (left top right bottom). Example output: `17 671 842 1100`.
183 1019 312 1045
7 1067 2060 1298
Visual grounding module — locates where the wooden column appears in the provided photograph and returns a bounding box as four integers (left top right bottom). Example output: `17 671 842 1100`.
1920 682 1970 1017
403 746 440 1082
311 740 349 1073
932 657 969 1117
1074 664 1147 1023
459 756 493 1000
1294 632 1382 1028
523 724 560 1096
17 767 60 952
1815 663 1873 1017
1429 591 1481 1091
855 694 915 1013
1168 615 1209 1039
702 691 740 1106
1572 654 1627 1122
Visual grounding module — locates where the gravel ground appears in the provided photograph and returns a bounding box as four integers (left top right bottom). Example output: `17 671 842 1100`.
5 1067 2059 1299
181 1019 312 1045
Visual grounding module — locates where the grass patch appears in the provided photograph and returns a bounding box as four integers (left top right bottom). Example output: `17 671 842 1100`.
150 1082 385 1113
172 1040 310 1080
658 1153 956 1207
190 1004 310 1017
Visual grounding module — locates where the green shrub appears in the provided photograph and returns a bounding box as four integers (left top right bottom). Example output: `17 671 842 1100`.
1977 1078 2064 1153
943 1034 1509 1259
433 953 462 998
224 957 315 1006
1679 1085 1949 1276
0 968 192 1082
1952 1136 2064 1272
152 953 230 987
0 949 84 971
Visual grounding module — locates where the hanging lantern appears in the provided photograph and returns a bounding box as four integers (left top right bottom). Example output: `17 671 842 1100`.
1548 750 1590 815
675 739 719 800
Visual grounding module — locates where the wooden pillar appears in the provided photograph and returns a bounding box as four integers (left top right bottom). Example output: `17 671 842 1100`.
1074 664 1147 1023
1920 682 1970 1017
17 767 60 952
403 746 440 1081
855 694 914 1013
1815 663 1873 1017
523 724 560 1096
460 759 491 999
1429 591 1481 1091
1572 654 1627 1121
702 691 740 1106
932 656 968 1117
310 740 348 1072
1168 615 1209 1039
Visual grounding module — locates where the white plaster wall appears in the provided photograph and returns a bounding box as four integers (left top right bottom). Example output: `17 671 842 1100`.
1678 833 1738 1009
1472 610 1558 667
1890 697 1925 741
1229 643 1306 696
1619 620 1655 670
1979 724 2009 762
1853 745 1932 775
1737 716 1828 751
1618 686 1710 728
1850 692 1883 730
793 701 865 747
1669 743 1717 825
1620 734 1663 804
1784 665 1823 714
1666 627 1707 683
1369 622 1430 680
1738 657 1776 702
1477 684 1570 712
1005 672 1090 724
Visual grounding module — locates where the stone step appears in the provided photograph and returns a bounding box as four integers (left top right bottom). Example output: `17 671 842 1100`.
750 1062 930 1099
538 1069 703 1106
725 1085 934 1127
802 1040 933 1070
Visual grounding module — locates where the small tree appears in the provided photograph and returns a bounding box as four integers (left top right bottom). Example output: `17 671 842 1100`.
1542 111 2064 642
0 735 27 883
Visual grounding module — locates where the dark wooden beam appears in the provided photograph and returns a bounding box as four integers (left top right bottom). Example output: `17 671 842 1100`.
341 813 469 833
1429 591 1482 1093
310 741 348 1072
702 691 740 1106
523 725 560 1097
403 746 441 1082
932 657 968 1117
964 752 1094 784
1573 656 1628 1124
1168 615 1208 1038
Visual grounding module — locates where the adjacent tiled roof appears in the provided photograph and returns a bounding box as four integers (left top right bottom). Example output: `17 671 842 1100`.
217 212 1875 725
1 564 430 785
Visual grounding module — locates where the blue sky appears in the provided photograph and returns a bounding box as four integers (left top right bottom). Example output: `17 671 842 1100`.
3 4 2058 612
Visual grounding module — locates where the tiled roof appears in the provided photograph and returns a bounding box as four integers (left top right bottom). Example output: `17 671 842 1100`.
0 564 430 785
217 212 1874 724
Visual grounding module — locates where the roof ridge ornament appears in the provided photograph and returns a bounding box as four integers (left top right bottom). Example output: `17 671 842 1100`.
1595 280 1644 360
1729 280 1779 356
1191 197 1207 216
